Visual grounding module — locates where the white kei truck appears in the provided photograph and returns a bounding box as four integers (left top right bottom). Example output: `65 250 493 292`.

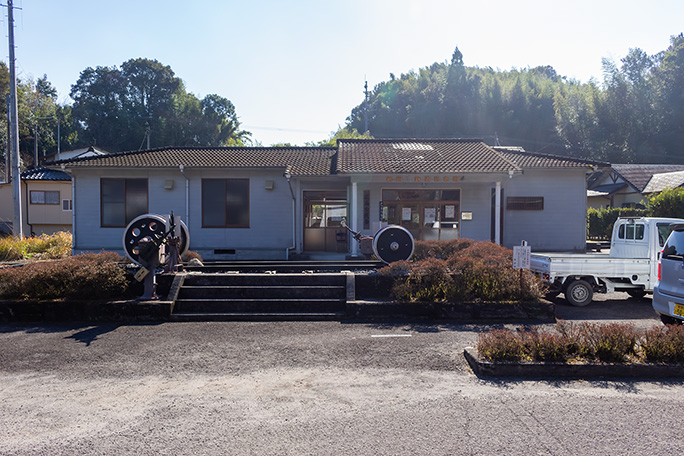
530 217 684 306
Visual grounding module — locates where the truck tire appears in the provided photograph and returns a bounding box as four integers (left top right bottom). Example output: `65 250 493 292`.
565 280 593 307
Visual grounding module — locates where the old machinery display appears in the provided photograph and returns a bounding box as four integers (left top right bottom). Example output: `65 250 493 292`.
341 219 414 263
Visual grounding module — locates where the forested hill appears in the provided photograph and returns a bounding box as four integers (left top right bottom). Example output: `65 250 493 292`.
346 35 684 164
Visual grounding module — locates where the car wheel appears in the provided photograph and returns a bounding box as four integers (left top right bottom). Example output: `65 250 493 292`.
627 289 647 299
565 280 593 307
660 314 683 325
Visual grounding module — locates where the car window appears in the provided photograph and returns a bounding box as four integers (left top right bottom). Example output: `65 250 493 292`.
662 230 684 260
617 221 645 240
657 223 675 247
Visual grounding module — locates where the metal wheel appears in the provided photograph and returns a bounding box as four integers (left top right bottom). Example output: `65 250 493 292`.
372 225 415 263
565 279 593 307
122 214 190 265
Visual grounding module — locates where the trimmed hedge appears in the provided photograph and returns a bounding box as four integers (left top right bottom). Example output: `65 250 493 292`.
0 252 129 300
379 239 546 303
477 321 684 364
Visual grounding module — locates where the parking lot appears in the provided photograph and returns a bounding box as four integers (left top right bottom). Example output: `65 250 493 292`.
1 293 681 455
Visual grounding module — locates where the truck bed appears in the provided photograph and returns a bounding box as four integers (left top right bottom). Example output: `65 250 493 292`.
530 253 651 279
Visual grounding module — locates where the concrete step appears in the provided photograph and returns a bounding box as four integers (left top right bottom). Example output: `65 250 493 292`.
170 311 347 322
182 273 347 287
173 298 347 314
177 285 346 300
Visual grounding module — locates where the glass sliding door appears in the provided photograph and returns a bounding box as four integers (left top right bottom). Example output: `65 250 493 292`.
303 191 348 252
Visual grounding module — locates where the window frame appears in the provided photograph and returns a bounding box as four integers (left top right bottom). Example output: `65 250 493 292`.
507 196 544 211
30 190 60 205
100 178 149 228
201 178 250 228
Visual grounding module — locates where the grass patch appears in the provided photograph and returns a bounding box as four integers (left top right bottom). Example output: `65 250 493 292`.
0 232 72 261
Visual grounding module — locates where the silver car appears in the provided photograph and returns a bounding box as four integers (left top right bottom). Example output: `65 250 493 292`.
653 223 684 324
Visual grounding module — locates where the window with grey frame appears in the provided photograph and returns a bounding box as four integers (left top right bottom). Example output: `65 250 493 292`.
202 178 250 228
101 178 148 227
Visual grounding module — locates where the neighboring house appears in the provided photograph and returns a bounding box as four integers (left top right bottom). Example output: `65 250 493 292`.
55 139 604 258
0 167 72 235
587 164 684 209
42 145 108 163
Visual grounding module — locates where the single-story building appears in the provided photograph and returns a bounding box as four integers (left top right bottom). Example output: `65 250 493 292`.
0 167 73 235
587 164 684 209
54 139 605 259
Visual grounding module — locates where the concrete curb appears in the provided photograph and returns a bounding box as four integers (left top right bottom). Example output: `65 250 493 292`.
464 347 684 380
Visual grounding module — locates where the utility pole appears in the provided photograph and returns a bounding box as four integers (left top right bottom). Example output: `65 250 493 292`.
7 0 23 238
364 79 369 134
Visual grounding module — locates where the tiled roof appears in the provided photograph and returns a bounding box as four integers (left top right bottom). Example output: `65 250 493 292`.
493 147 607 169
337 139 521 174
21 167 71 181
336 139 604 174
55 146 337 177
611 164 684 192
51 140 605 177
642 170 684 193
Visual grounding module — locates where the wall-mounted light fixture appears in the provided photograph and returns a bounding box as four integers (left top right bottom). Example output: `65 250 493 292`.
164 179 174 190
265 180 274 190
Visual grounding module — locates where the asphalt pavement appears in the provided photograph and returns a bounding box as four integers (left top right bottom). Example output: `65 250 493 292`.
1 292 682 455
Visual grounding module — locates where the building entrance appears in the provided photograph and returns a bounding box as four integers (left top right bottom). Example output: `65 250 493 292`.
303 191 348 252
381 189 460 241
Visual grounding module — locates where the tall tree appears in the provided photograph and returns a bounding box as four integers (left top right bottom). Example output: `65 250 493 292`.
70 58 249 151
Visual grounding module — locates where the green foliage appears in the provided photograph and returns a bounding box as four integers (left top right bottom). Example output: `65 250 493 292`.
0 252 127 300
586 207 647 239
0 232 72 261
379 239 546 303
576 323 638 362
642 324 684 363
477 329 527 362
646 187 684 218
69 58 249 152
307 126 373 147
346 38 684 163
478 321 644 363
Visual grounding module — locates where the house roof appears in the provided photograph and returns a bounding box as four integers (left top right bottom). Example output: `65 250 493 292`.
492 147 606 169
642 170 684 194
54 146 338 177
52 140 604 177
21 167 71 181
611 164 684 192
336 139 603 174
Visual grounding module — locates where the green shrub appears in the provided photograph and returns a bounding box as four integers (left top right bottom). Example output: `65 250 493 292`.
0 252 127 300
646 187 684 219
641 325 684 363
379 239 546 303
477 329 527 362
522 327 571 362
477 321 642 364
412 238 475 261
576 323 638 362
587 207 647 240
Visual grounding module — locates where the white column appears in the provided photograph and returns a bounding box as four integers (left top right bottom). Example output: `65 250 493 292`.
351 181 359 256
495 181 501 245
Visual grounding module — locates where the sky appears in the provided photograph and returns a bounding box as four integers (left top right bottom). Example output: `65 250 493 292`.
3 0 684 147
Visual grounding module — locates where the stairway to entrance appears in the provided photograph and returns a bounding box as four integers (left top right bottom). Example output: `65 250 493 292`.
170 272 351 321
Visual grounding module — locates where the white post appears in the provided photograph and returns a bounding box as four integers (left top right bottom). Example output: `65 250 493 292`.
351 181 359 256
495 181 501 245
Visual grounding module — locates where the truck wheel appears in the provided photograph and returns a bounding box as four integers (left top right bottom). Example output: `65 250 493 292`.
565 280 593 307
